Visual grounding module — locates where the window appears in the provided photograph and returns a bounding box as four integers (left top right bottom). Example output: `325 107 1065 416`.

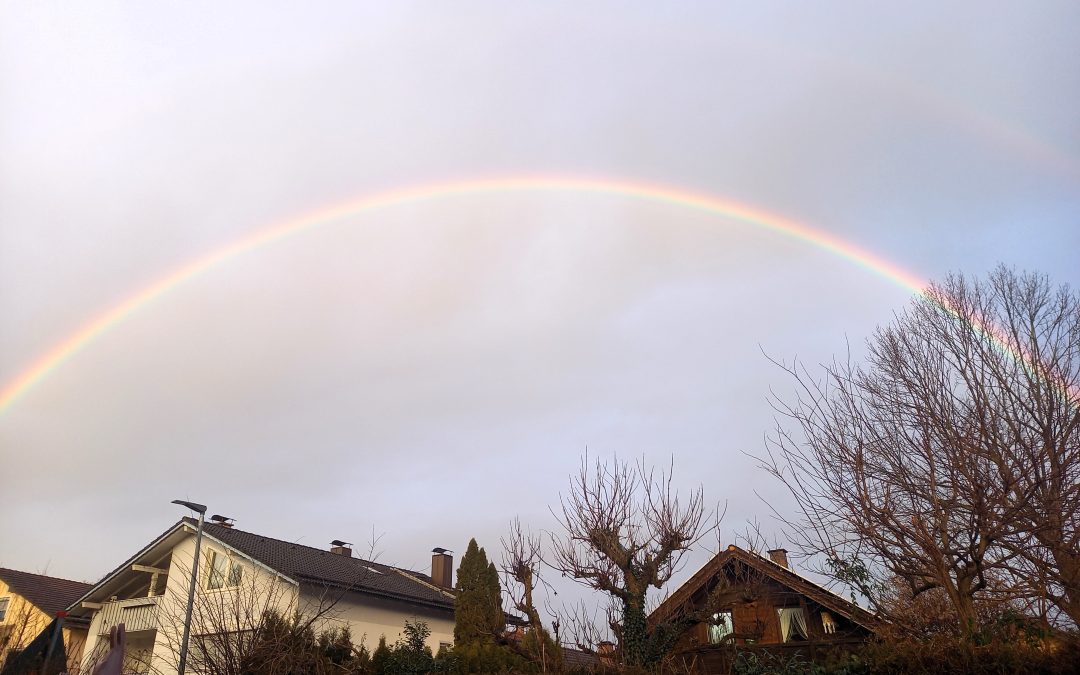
777 607 809 642
206 551 242 590
707 611 733 644
0 597 8 621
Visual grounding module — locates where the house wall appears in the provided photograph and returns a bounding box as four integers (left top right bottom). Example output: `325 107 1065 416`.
302 586 456 655
80 529 457 674
151 531 301 674
81 602 116 670
81 530 300 675
663 568 868 653
0 579 49 651
0 578 87 673
65 626 87 673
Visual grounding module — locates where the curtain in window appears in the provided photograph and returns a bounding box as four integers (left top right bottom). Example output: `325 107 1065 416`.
208 551 228 589
207 551 242 589
708 611 733 644
777 608 809 642
228 562 243 586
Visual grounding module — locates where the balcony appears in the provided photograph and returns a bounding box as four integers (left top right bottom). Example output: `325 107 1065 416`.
98 596 159 634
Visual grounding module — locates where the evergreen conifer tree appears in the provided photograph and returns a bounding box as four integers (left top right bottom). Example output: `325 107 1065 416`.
454 538 505 645
372 635 391 674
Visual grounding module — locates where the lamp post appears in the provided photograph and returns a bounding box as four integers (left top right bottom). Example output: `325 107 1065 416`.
172 499 206 675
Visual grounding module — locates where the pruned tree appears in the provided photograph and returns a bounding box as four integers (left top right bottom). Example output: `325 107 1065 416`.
501 518 561 673
560 597 614 656
549 455 712 668
758 266 1080 636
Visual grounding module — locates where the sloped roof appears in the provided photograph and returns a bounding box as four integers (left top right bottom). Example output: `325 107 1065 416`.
188 519 455 611
648 545 879 631
69 519 455 615
68 518 195 614
561 646 600 669
0 568 92 618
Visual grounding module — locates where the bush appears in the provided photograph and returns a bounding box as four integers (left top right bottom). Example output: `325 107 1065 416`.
853 635 1080 675
434 640 535 673
379 619 436 675
675 634 1078 675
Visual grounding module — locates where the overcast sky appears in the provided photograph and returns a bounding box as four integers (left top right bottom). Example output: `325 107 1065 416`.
2 2 1078 619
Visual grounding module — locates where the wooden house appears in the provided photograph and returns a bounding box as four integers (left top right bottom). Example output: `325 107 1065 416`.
649 545 878 669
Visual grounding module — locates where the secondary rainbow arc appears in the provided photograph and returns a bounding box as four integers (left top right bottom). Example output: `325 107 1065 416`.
1 174 1063 415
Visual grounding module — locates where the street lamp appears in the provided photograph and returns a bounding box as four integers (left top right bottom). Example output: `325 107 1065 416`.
172 499 206 675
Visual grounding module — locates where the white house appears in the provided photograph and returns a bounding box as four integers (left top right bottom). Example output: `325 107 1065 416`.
67 518 457 674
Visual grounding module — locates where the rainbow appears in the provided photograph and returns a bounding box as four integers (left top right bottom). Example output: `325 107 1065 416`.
0 174 1059 415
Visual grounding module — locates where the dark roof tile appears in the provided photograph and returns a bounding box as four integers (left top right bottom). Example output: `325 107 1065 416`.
0 568 93 618
187 519 455 612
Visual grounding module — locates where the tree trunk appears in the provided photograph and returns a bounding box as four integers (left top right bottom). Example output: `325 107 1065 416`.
952 576 980 640
1050 547 1080 625
621 589 649 667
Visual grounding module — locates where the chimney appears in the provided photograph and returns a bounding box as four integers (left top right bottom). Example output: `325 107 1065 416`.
431 548 453 588
767 548 789 569
330 540 353 557
597 641 616 665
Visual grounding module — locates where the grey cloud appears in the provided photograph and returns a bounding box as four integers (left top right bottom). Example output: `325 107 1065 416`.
2 2 1078 603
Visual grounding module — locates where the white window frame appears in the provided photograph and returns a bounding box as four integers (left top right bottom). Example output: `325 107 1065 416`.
205 550 243 590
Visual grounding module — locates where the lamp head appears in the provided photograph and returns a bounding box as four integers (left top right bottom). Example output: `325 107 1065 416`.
171 499 207 514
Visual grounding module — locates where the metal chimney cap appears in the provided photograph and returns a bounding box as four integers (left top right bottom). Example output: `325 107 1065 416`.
432 547 452 554
331 539 352 547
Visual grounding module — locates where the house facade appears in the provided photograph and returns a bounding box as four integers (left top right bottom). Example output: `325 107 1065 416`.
68 518 457 674
649 545 878 670
0 567 92 673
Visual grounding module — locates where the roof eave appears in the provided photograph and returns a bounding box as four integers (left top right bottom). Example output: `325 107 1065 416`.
67 520 190 613
295 575 455 613
648 547 880 632
68 520 300 615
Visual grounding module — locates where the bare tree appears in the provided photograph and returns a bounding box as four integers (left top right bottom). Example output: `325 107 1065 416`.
549 455 713 668
559 597 615 656
133 550 379 675
758 266 1080 636
0 598 59 674
970 269 1080 627
0 599 46 669
500 517 561 673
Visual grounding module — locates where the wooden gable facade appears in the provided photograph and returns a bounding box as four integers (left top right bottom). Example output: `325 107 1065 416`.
649 545 878 667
